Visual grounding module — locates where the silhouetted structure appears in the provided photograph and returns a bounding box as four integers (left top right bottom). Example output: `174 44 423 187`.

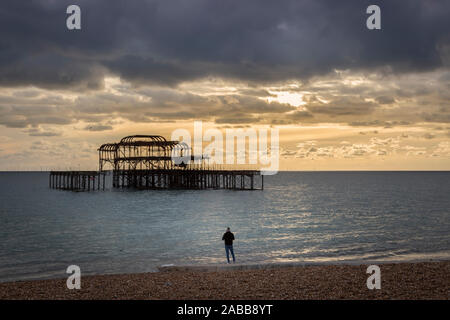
50 135 263 191
49 171 106 191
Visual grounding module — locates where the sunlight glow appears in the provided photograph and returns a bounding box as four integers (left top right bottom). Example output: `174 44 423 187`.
267 91 306 107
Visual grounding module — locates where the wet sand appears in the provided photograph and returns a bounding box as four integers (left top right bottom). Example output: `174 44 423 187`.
0 261 448 300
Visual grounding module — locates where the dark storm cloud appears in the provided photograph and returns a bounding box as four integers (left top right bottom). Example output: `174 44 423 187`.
0 0 449 89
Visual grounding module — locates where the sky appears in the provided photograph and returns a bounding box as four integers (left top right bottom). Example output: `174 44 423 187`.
0 0 449 170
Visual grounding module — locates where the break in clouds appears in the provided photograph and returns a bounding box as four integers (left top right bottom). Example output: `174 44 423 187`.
0 0 449 169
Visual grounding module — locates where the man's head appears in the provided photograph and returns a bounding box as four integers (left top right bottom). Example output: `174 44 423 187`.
227 227 230 232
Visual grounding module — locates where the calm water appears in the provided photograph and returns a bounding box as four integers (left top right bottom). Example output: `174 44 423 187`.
0 171 449 282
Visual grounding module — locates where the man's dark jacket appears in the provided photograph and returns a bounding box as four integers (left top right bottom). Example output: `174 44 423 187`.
222 231 235 246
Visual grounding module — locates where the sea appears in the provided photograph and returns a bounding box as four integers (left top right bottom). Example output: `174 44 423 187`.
0 171 449 282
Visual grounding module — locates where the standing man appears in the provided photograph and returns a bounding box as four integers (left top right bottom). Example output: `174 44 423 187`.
222 227 235 263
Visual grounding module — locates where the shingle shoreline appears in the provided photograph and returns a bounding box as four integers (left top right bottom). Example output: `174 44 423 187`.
0 261 448 300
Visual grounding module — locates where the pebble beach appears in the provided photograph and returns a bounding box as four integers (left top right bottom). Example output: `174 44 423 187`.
0 261 449 300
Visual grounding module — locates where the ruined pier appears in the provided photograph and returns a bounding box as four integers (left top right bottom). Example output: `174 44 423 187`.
110 169 262 190
49 171 107 191
49 135 263 191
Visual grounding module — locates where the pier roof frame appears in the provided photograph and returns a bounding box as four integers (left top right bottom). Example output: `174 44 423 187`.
98 135 193 171
120 135 167 143
98 143 119 152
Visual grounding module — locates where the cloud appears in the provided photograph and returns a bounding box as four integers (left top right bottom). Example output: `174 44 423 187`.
83 124 113 131
289 135 421 160
306 97 376 116
0 66 449 130
281 149 297 157
422 133 436 139
0 1 448 133
25 127 62 137
420 112 450 123
214 115 260 124
0 104 74 128
375 96 396 105
289 109 314 119
0 0 449 89
432 141 450 157
349 120 411 127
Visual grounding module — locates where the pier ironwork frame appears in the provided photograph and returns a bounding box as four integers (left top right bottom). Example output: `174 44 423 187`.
50 135 263 191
